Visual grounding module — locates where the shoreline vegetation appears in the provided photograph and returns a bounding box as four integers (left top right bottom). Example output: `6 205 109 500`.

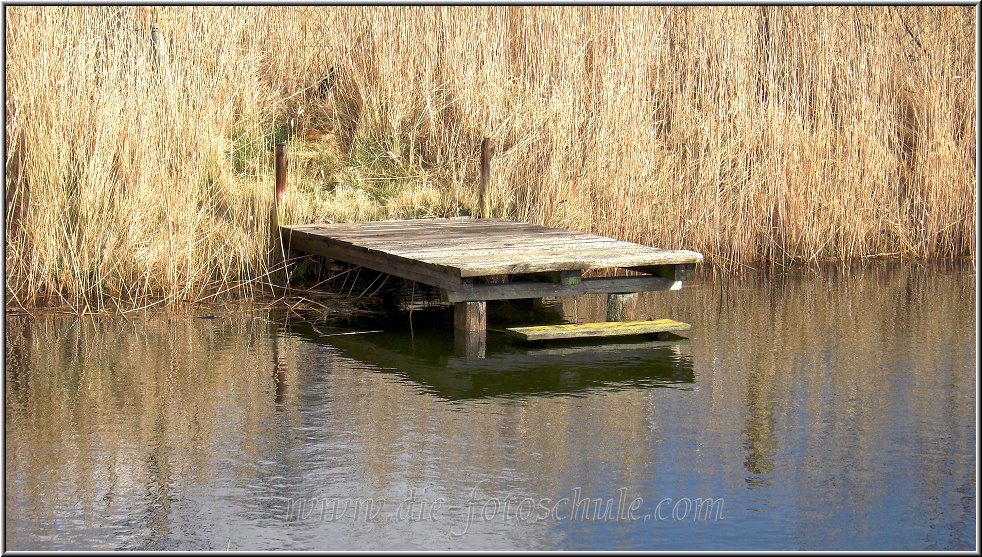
4 6 977 312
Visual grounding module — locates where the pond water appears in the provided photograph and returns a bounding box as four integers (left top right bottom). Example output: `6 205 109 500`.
3 263 976 550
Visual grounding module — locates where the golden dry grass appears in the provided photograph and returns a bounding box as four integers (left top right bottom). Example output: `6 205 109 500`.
4 6 976 310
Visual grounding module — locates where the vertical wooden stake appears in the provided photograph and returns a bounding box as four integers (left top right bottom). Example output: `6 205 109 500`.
454 301 487 359
454 301 486 332
478 137 491 219
275 142 288 207
150 23 170 94
150 24 166 69
274 141 288 237
271 142 289 286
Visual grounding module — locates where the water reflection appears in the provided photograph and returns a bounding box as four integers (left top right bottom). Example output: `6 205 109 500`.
286 313 694 401
273 328 288 405
3 262 976 550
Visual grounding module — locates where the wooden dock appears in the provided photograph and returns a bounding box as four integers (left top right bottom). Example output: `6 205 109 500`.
281 218 702 350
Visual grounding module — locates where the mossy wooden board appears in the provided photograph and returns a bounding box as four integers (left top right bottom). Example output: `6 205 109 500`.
505 319 691 342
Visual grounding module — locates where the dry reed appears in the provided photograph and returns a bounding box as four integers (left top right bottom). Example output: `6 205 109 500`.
4 6 976 311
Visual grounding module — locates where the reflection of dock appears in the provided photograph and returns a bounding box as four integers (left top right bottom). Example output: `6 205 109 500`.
287 319 694 401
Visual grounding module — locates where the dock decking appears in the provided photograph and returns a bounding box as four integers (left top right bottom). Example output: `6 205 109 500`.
282 219 701 288
281 218 702 348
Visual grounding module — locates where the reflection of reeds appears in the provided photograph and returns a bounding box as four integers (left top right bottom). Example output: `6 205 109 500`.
564 262 976 492
5 7 976 310
3 264 976 548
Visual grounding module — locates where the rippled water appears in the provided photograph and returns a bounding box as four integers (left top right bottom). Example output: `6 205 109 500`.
4 263 976 550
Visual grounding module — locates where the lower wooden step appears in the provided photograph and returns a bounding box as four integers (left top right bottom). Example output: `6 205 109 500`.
505 319 691 342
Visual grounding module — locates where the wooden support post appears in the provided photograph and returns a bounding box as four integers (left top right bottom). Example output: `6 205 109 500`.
271 142 289 283
607 293 636 322
454 301 486 332
275 142 288 206
478 137 491 219
454 301 487 359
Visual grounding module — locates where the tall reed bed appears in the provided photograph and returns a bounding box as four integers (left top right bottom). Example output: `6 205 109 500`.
5 6 976 310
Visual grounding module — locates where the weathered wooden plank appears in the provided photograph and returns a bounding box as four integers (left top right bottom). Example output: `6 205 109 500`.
391 242 700 260
350 251 697 275
416 245 695 264
281 228 465 290
369 233 640 248
288 217 481 227
342 237 622 255
290 219 598 243
317 220 570 234
419 240 701 256
321 223 610 241
450 251 702 277
289 218 524 234
286 236 703 275
331 230 613 246
506 319 691 342
379 244 645 264
288 221 701 254
326 234 609 252
441 275 678 302
325 226 546 241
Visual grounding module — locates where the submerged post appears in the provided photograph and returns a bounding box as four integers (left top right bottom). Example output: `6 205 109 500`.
478 137 491 219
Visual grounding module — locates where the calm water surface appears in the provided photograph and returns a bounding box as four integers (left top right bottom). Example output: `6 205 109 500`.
4 263 976 550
